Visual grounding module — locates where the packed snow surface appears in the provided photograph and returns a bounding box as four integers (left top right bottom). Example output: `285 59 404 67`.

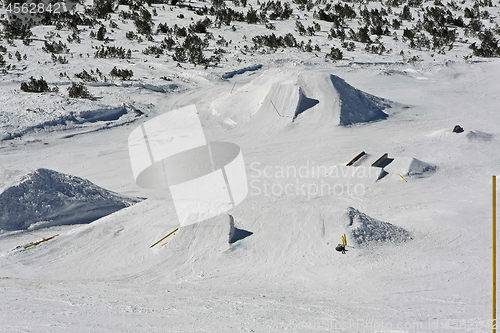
2 61 500 332
1 0 500 331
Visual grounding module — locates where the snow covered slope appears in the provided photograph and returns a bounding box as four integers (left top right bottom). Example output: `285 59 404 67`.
1 0 500 331
1 60 499 332
0 168 141 231
0 85 143 141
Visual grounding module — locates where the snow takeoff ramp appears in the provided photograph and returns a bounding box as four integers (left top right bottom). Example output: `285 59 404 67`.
210 69 394 130
128 105 248 227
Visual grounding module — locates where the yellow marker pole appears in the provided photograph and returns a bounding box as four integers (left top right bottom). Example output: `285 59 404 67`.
24 234 59 249
150 227 179 248
494 175 497 333
398 173 407 182
270 100 281 117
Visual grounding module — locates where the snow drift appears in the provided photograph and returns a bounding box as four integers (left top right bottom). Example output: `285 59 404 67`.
342 207 411 246
222 64 263 79
0 168 141 231
0 91 133 141
466 130 494 141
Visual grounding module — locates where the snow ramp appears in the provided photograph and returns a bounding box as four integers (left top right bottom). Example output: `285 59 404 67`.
0 202 237 283
210 69 394 131
210 68 300 127
263 83 302 119
0 197 412 285
382 157 437 181
330 75 390 126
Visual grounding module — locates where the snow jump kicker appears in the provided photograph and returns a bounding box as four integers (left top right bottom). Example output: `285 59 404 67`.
128 105 248 227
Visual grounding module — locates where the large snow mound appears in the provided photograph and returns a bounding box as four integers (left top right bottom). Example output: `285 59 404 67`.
330 75 390 126
210 69 394 129
0 168 142 231
428 128 494 142
343 207 411 246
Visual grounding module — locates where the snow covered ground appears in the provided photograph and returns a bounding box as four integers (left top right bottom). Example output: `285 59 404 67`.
1 0 500 331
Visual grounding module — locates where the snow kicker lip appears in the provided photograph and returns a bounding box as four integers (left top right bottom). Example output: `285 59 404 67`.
128 105 248 227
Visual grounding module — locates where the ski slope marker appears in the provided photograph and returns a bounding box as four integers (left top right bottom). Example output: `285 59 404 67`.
24 234 59 249
150 227 179 248
270 100 282 117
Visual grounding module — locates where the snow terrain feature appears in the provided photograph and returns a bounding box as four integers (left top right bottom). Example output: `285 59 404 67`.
381 156 437 181
210 68 396 128
1 0 500 331
0 91 136 141
466 130 494 142
330 74 390 126
342 207 412 246
0 168 141 231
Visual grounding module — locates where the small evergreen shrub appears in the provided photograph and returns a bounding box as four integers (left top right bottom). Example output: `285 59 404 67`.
42 41 69 54
67 83 90 98
94 46 132 59
109 66 134 80
97 26 107 41
20 77 57 93
75 69 98 82
328 47 343 60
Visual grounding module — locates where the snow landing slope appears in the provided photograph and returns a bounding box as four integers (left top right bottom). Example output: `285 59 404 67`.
0 168 141 231
0 201 411 285
210 68 394 130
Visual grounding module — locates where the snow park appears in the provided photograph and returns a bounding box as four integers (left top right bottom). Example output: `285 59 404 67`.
1 0 500 331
